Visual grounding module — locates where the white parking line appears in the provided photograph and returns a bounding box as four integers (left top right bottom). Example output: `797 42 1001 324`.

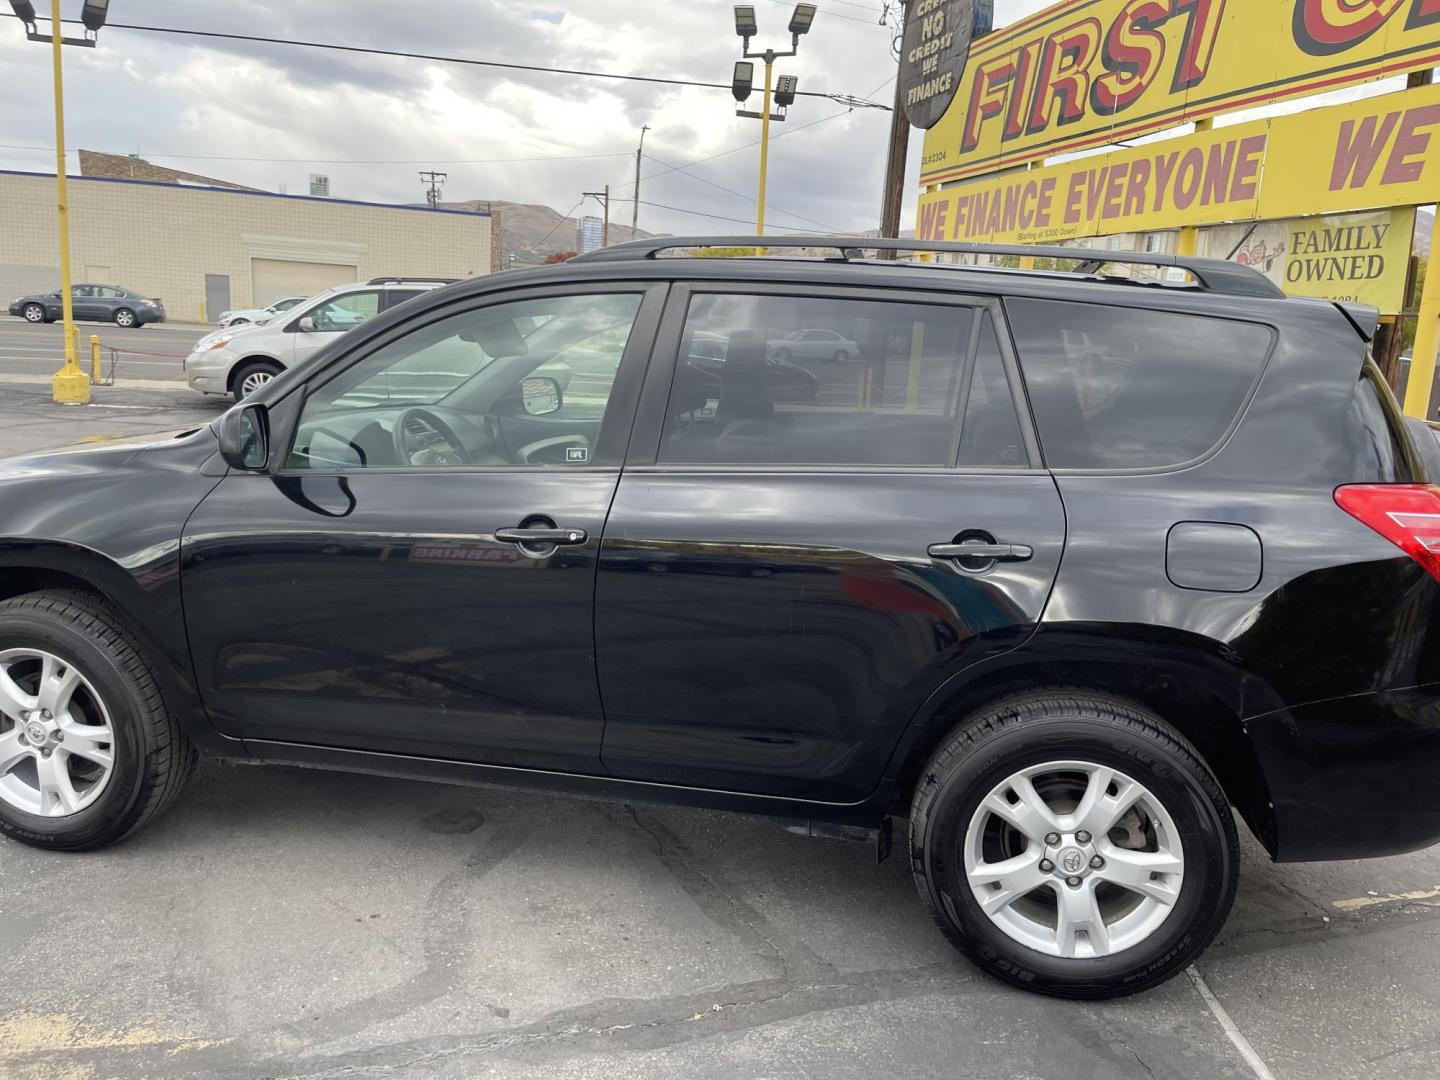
1332 885 1440 911
1186 966 1277 1080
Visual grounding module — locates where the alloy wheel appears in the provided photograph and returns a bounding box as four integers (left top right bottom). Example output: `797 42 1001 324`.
23 305 44 323
0 648 116 817
115 310 135 327
963 760 1185 959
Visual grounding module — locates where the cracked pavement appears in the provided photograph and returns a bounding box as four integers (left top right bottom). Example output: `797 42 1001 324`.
3 762 1440 1079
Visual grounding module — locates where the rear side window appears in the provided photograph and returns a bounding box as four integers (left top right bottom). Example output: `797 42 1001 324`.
660 293 981 467
1007 299 1273 470
1347 361 1417 483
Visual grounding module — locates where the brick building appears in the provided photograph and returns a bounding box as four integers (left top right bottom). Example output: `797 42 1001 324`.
0 166 498 323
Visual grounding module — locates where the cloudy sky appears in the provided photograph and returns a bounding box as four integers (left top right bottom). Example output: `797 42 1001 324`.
0 1 1416 240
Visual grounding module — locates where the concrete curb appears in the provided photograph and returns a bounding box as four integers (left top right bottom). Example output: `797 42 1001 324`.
0 373 190 391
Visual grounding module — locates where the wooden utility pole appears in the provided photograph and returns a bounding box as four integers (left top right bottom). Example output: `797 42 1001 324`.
877 1 909 260
632 125 649 238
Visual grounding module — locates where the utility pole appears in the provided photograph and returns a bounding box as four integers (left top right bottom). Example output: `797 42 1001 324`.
419 170 447 209
877 2 910 261
631 124 650 238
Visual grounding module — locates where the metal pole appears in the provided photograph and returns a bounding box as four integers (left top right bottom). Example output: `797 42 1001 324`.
631 125 649 237
1176 119 1213 259
757 56 774 237
1403 209 1440 419
602 184 610 247
50 0 87 405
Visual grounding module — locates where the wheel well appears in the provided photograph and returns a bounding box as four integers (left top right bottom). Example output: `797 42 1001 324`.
0 567 110 606
890 660 1277 855
227 356 282 392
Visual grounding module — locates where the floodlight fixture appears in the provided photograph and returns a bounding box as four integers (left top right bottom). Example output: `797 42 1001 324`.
7 1 36 28
788 3 816 36
734 4 757 38
732 61 754 102
774 74 798 108
80 0 110 32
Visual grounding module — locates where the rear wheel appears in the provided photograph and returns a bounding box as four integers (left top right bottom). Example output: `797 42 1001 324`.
232 358 282 401
909 688 1237 999
22 304 46 324
0 591 195 851
113 308 136 328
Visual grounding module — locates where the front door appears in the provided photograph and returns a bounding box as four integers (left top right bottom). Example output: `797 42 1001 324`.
183 284 664 770
286 288 384 367
596 285 1066 802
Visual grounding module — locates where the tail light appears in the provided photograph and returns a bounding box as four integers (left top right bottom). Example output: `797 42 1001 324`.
1334 484 1440 582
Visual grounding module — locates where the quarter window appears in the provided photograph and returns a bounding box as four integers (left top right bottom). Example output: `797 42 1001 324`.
660 293 982 467
1007 299 1273 470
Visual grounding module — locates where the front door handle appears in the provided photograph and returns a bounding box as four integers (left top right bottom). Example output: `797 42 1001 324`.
495 526 588 546
928 541 1034 562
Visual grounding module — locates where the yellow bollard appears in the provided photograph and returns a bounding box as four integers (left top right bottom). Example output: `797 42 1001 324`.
53 324 89 404
89 334 101 384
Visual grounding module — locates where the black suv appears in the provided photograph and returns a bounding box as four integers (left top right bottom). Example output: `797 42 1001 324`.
1 237 1434 999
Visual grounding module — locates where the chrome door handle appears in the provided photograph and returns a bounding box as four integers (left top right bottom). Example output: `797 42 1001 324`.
495 527 588 546
928 542 1033 561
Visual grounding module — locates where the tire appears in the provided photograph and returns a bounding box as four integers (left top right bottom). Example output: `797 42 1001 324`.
113 308 137 328
231 358 283 402
908 688 1238 999
21 304 45 324
0 590 195 852
773 347 792 361
832 349 850 363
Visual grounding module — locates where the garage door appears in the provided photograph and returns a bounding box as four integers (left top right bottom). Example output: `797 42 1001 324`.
250 259 355 307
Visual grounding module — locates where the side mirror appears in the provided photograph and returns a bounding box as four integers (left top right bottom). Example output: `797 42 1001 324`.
217 404 269 471
520 375 563 416
297 316 316 332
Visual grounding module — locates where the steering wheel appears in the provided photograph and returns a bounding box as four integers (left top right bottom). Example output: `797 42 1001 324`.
392 407 472 467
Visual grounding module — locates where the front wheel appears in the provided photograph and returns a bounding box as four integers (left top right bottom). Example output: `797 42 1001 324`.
232 359 283 401
22 304 46 324
0 591 195 851
909 688 1238 999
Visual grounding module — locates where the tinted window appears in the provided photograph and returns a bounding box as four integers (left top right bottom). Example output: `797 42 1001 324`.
1348 361 1416 483
957 315 1027 468
1007 299 1272 470
661 294 975 466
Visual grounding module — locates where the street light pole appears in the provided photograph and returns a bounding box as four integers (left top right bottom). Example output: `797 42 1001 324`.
732 4 816 239
48 0 87 404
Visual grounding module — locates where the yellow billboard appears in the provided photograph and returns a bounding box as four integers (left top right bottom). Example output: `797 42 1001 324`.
920 0 1440 186
1200 209 1416 311
916 79 1440 246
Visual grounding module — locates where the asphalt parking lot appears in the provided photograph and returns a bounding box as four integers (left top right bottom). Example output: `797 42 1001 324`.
3 318 1440 1078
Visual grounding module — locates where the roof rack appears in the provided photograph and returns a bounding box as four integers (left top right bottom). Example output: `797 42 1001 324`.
367 276 461 285
569 236 1285 300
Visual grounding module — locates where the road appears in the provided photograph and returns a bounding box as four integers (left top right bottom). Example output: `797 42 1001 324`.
4 319 1440 1078
0 317 203 383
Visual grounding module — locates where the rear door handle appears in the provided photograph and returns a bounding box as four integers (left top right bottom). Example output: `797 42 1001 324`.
495 527 588 546
928 542 1034 562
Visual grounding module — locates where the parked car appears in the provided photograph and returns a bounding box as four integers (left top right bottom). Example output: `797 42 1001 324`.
770 327 861 363
684 330 819 404
217 296 307 329
186 277 457 401
4 237 1439 1001
8 284 165 328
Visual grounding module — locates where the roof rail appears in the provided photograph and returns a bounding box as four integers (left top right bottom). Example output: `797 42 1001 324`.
367 276 461 285
569 235 1285 299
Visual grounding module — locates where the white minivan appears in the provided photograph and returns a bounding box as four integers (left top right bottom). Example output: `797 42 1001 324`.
187 277 457 401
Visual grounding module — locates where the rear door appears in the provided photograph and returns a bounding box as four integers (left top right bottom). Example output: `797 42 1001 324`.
595 284 1066 802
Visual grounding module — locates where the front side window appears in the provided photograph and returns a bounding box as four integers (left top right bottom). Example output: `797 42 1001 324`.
286 293 642 471
1007 299 1274 470
307 291 381 332
660 293 978 467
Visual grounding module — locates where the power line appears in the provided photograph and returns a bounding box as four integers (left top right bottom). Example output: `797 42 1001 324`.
0 145 634 166
758 0 886 25
641 150 844 233
637 199 823 233
1 14 871 102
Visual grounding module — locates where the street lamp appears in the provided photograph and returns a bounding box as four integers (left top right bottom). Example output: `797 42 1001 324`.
5 1 113 404
732 3 816 237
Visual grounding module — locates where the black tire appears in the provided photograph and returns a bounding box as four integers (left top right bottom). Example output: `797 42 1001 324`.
773 346 792 361
0 590 195 851
908 688 1238 999
832 349 850 363
113 308 137 328
21 304 46 324
231 358 283 402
